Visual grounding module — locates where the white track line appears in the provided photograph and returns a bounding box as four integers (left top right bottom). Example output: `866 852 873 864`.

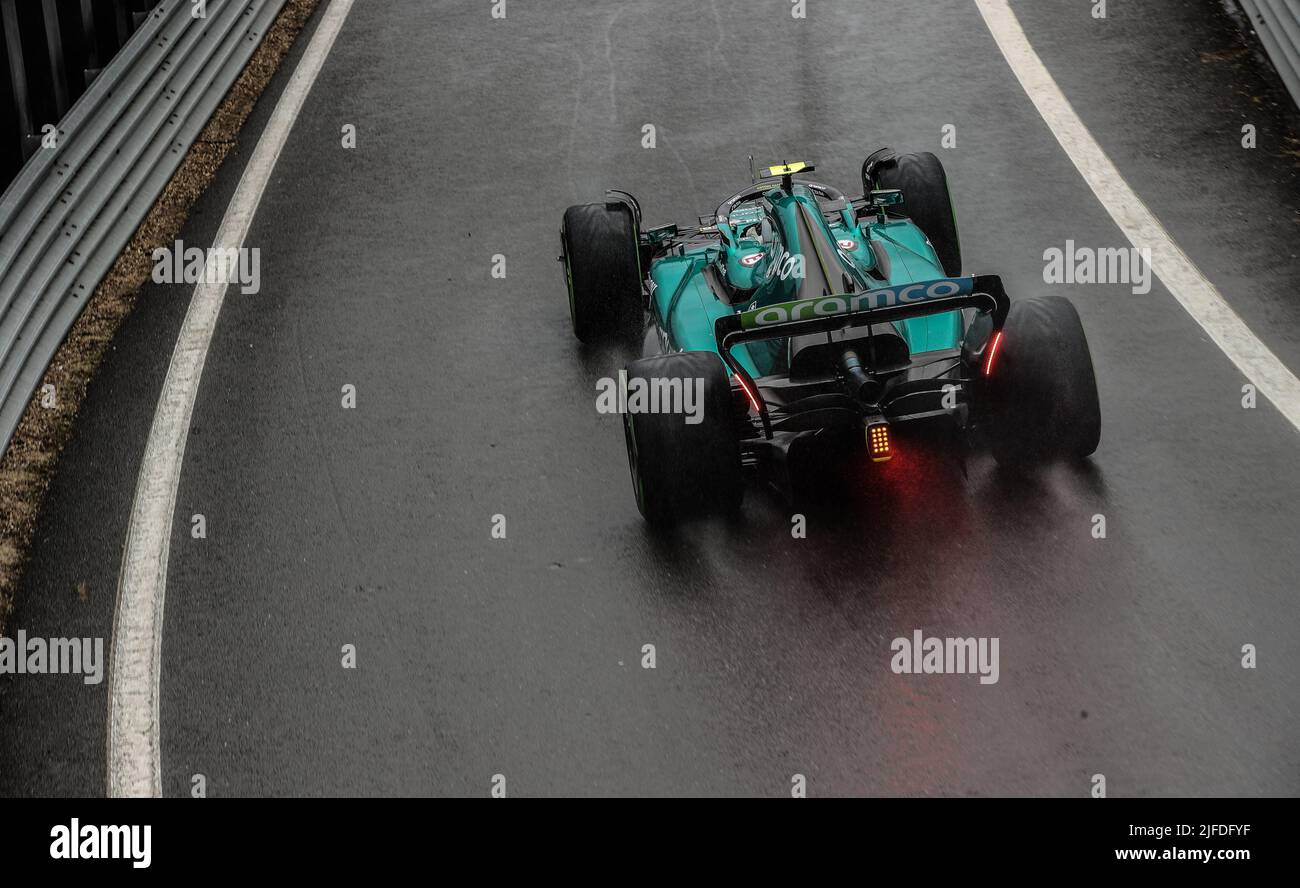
108 0 355 798
975 0 1300 433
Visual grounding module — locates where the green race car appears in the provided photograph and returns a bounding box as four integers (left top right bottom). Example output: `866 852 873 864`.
560 152 1101 524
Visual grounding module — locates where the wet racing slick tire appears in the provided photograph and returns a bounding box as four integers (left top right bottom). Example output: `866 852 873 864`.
561 201 642 343
984 294 1102 465
622 351 743 524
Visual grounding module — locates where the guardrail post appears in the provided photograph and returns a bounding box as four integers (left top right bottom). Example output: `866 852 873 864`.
0 0 34 159
80 0 100 87
114 0 131 50
40 0 69 117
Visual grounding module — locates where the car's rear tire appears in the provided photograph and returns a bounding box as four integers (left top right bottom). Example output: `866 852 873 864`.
875 151 962 277
561 201 641 343
623 351 743 525
984 295 1101 465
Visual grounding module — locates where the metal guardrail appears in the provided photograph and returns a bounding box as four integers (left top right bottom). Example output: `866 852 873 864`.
2 1 160 183
1239 0 1300 107
0 0 286 456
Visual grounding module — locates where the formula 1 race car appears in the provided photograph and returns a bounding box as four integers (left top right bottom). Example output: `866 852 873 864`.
559 153 1101 524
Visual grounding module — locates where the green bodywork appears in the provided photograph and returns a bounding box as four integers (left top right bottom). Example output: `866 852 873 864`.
647 183 961 378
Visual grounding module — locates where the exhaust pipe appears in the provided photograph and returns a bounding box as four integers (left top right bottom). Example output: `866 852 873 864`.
837 348 880 403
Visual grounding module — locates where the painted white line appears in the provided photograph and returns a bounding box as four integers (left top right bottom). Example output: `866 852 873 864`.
107 0 356 798
974 0 1300 433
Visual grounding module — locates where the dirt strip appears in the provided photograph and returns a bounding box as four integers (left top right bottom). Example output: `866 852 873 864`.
0 0 323 632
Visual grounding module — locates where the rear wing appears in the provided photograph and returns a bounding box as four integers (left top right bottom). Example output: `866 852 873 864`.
714 274 1011 436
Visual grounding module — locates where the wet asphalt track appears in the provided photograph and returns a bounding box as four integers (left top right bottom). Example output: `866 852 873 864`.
3 0 1299 797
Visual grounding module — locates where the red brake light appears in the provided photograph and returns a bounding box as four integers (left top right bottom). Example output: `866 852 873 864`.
983 331 1004 377
735 376 761 414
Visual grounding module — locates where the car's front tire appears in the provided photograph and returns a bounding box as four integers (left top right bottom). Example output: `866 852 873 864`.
983 295 1101 465
560 201 641 343
623 351 743 525
875 151 962 277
